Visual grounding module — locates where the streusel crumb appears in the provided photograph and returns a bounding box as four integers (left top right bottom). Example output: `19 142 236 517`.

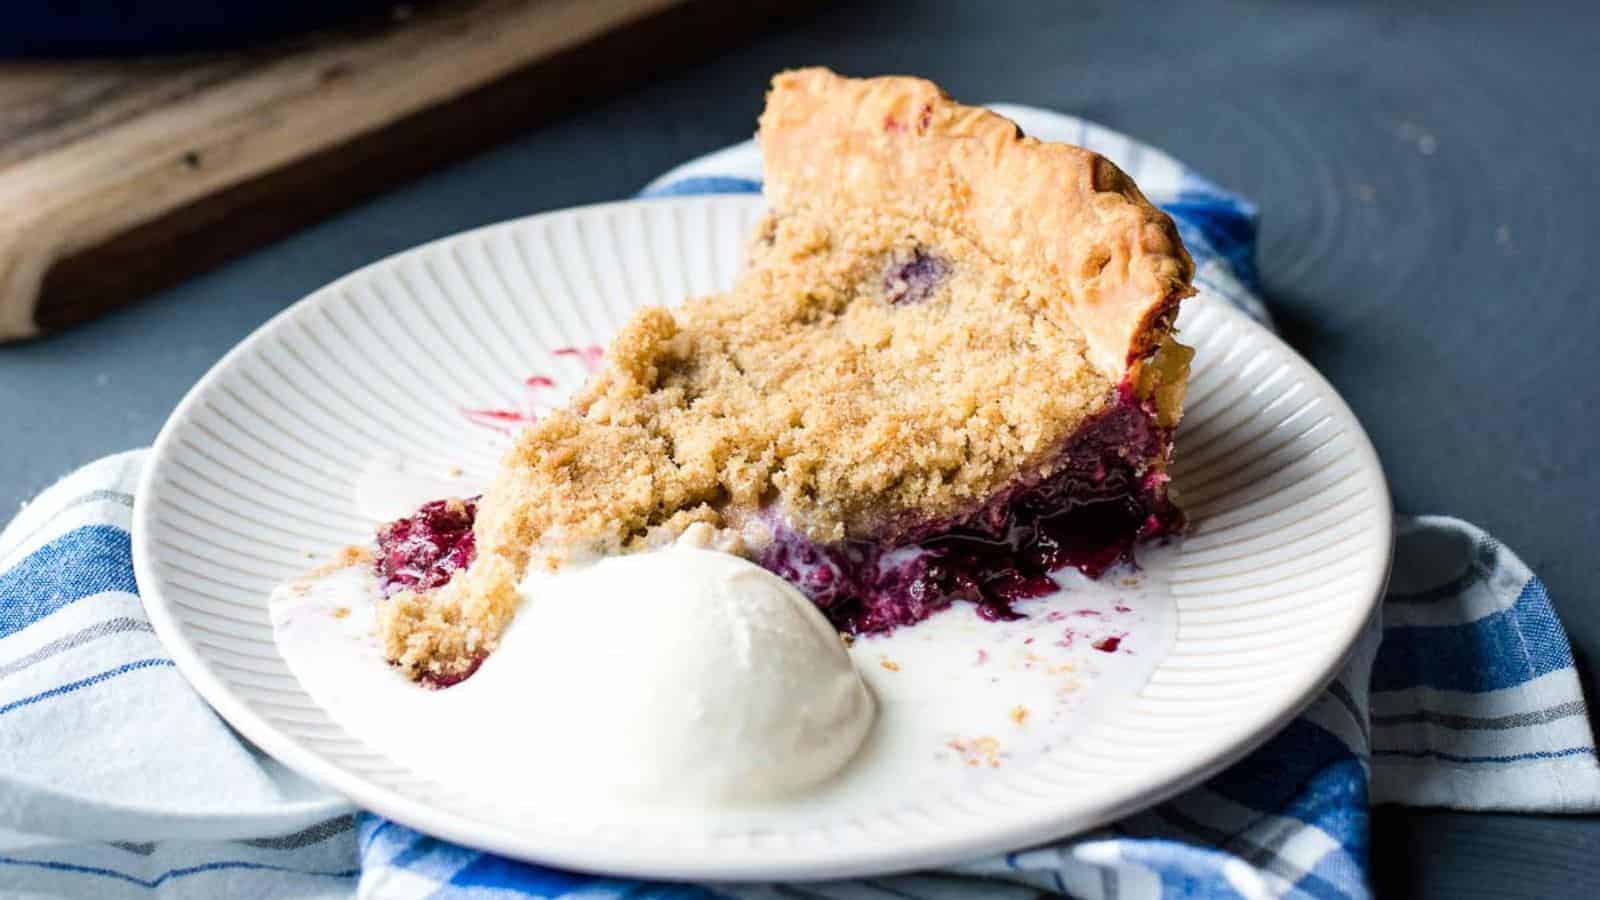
474 210 1113 576
307 545 371 579
377 555 518 683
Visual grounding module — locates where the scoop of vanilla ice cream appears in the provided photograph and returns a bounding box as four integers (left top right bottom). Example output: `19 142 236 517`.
475 532 875 808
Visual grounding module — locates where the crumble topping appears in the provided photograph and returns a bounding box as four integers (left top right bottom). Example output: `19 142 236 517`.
475 210 1115 576
377 554 518 685
947 735 1003 768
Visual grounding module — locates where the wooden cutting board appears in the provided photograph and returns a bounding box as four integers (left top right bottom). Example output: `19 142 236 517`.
0 0 795 341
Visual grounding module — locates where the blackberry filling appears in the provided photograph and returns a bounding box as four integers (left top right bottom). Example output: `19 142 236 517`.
372 388 1174 646
419 654 485 689
883 249 951 305
374 497 478 597
758 386 1178 633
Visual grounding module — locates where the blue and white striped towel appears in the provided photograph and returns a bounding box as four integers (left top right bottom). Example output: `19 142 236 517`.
3 106 1597 900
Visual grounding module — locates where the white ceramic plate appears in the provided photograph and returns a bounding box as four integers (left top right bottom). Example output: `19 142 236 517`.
133 194 1392 881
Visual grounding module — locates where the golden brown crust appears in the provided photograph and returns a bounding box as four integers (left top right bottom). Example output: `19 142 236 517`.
759 68 1194 377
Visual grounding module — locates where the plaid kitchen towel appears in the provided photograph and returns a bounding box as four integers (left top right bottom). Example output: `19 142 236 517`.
3 106 1597 900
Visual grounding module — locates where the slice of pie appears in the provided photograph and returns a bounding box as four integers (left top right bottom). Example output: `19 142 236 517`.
376 68 1196 685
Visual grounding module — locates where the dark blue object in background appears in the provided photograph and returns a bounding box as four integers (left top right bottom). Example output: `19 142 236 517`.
2 1 404 57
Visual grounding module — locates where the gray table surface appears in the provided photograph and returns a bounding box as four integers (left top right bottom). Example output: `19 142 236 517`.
3 1 1597 895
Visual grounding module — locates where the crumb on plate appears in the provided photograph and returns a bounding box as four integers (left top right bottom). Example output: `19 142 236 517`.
306 545 372 579
948 735 1003 768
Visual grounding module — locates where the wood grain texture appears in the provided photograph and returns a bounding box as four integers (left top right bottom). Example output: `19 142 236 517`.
0 0 800 340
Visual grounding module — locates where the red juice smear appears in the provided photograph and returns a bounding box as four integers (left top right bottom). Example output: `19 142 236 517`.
553 345 605 373
1091 634 1124 653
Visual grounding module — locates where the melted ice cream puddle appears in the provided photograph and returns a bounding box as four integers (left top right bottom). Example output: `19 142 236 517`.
353 454 487 522
271 531 1174 828
769 544 1176 819
271 453 1176 825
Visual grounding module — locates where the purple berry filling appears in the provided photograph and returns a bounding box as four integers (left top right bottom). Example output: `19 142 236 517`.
374 497 479 597
420 654 485 689
371 386 1177 677
756 385 1179 633
884 250 951 305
